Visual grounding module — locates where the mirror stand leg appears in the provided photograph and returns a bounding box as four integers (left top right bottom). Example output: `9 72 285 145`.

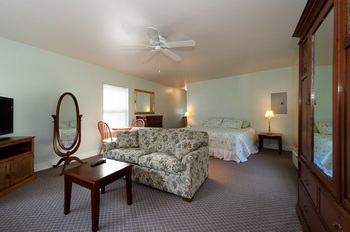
53 157 66 168
60 160 68 176
69 156 86 165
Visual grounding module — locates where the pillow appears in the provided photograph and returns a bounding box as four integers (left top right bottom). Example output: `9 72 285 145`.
116 131 139 148
59 121 70 129
315 121 332 135
203 117 223 127
175 138 202 160
242 120 250 128
69 120 77 128
220 118 243 129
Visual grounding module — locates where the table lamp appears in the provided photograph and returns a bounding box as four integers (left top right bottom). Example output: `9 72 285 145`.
265 110 274 135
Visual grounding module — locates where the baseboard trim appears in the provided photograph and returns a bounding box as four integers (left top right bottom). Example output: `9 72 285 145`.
34 152 99 172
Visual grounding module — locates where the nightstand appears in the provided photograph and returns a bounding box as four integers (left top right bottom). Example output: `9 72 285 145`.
258 132 282 154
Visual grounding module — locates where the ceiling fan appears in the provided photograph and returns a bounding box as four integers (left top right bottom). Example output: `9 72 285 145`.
122 27 196 62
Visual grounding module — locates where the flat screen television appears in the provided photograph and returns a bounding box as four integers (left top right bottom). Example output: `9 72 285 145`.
0 96 14 137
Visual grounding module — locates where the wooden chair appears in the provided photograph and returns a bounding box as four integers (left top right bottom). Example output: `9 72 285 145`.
131 119 145 127
97 121 116 155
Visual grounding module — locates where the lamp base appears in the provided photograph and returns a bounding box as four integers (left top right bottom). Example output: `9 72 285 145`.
267 132 273 135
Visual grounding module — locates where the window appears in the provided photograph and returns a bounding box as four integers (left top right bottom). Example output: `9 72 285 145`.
103 84 128 128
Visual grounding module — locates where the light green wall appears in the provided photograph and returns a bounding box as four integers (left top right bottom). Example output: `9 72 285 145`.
187 67 298 151
314 65 332 122
0 37 186 171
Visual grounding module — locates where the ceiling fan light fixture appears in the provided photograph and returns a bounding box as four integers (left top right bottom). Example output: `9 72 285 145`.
123 27 196 62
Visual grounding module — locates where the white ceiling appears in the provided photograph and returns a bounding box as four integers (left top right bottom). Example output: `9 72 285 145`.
0 0 307 89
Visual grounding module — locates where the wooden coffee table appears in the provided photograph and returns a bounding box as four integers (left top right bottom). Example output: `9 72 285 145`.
64 159 133 232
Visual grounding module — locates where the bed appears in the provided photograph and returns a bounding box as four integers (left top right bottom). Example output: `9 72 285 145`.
59 120 77 148
184 117 258 163
313 121 332 177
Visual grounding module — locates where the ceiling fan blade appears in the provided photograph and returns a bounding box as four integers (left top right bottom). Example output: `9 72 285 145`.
119 44 150 50
162 49 182 62
142 50 159 62
166 40 196 48
147 27 160 43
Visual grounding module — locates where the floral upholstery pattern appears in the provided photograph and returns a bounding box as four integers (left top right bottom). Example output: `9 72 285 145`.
116 131 139 148
138 152 184 174
174 130 204 160
105 147 149 164
103 128 209 200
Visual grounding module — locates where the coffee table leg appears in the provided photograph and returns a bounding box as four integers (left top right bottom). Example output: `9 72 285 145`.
126 167 132 205
91 186 100 232
64 175 72 215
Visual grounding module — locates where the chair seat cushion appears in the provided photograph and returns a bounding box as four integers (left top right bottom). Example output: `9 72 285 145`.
138 152 184 174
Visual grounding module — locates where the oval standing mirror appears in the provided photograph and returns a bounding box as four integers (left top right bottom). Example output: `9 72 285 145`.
52 92 84 175
313 7 333 178
134 89 155 114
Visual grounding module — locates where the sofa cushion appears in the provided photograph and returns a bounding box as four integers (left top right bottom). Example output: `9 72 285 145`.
162 129 178 155
175 137 202 160
116 131 139 148
171 129 207 160
105 148 149 164
138 152 184 174
138 128 164 151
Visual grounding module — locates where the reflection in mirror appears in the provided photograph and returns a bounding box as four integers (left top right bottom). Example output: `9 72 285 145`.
52 92 84 175
313 7 333 178
134 89 155 114
58 95 77 148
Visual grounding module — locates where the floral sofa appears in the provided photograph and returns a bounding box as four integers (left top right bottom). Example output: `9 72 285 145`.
103 128 209 201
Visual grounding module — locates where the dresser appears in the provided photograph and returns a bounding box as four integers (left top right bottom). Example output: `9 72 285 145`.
294 0 350 231
0 136 35 197
136 115 163 128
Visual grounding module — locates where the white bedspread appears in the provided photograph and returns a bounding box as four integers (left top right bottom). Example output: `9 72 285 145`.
184 126 258 163
314 133 332 177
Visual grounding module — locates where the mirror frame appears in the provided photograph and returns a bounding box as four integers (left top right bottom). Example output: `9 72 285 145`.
312 6 333 179
52 92 84 175
134 89 155 114
54 92 82 150
308 3 338 193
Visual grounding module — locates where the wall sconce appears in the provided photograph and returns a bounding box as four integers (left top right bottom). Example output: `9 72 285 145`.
265 110 274 135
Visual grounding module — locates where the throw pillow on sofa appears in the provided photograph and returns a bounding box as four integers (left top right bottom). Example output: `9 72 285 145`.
175 138 202 160
116 131 139 148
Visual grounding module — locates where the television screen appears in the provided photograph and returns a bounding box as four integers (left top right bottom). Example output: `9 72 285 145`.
0 96 14 136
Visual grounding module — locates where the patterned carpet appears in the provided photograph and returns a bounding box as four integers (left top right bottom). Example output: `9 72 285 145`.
0 149 302 232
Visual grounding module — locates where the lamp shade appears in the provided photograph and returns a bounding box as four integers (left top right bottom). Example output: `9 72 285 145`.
184 111 190 117
265 110 274 118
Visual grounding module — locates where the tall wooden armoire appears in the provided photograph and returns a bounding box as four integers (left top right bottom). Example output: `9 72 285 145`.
293 0 350 231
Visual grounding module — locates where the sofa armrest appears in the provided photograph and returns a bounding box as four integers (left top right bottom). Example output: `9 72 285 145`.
103 142 117 155
181 146 209 194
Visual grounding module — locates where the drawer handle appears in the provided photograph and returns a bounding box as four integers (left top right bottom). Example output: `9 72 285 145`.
333 222 343 232
303 205 309 213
